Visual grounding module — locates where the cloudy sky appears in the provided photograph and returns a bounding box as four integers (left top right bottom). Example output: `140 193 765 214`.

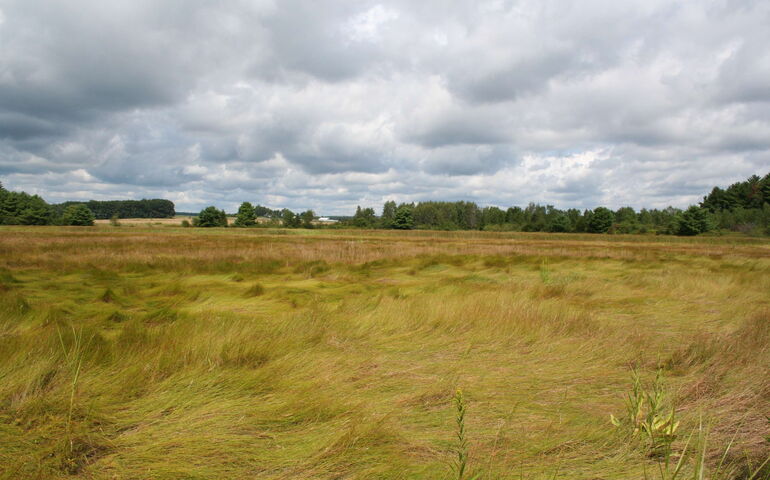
1 0 768 214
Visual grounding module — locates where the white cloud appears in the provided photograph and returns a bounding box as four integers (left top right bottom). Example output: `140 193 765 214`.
0 0 768 214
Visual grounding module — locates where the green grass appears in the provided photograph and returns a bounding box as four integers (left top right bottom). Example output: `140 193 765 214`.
0 227 768 479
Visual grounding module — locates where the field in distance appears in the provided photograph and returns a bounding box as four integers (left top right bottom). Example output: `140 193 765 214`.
93 216 288 227
93 216 195 226
0 227 768 479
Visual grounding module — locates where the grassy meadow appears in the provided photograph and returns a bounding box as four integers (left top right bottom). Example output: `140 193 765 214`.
0 226 768 479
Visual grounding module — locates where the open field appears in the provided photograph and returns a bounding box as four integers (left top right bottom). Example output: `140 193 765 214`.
93 217 195 227
0 227 768 479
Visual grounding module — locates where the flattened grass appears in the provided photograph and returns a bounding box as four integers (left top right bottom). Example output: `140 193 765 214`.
0 227 768 479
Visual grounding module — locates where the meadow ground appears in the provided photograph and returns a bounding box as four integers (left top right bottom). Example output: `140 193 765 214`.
0 226 768 479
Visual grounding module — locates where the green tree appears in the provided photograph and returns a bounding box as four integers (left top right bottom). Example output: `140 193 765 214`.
587 207 614 233
20 196 53 225
54 199 174 219
614 206 637 223
675 206 714 236
254 205 279 219
300 210 315 228
194 206 228 227
381 200 397 228
234 202 256 227
61 204 95 226
546 214 570 232
352 206 376 228
523 203 547 232
281 209 301 228
392 204 414 230
505 207 524 227
481 206 506 228
0 188 54 225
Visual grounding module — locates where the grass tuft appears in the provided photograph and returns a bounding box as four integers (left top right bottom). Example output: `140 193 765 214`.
244 283 266 297
99 287 118 303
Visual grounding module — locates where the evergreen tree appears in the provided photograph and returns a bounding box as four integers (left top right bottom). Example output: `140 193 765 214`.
234 202 256 227
381 200 397 228
61 204 95 226
675 206 714 236
392 204 414 230
0 188 54 225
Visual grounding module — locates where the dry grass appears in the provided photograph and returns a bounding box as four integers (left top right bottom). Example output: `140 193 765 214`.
0 226 768 479
93 216 195 226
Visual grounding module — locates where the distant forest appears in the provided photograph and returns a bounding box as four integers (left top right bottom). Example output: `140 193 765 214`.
243 172 770 236
0 184 174 226
339 172 770 236
55 199 175 220
1 172 768 235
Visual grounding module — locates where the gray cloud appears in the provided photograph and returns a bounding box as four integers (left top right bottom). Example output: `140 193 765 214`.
1 0 769 214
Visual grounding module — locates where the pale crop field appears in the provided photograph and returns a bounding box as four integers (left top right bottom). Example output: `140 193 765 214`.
0 227 768 479
93 216 196 226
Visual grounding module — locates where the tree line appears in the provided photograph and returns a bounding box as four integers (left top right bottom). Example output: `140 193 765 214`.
196 171 768 236
2 172 768 235
191 202 317 228
54 199 175 219
0 182 176 226
341 172 770 236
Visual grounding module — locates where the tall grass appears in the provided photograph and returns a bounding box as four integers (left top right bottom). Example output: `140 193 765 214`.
0 227 768 478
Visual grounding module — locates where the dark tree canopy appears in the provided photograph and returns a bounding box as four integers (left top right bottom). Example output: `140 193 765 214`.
55 199 175 219
254 205 281 218
0 185 55 225
381 200 397 228
281 209 301 228
335 173 767 236
392 204 415 230
352 206 376 228
61 204 95 226
587 207 614 233
675 206 715 236
702 173 770 212
547 214 570 233
300 210 316 229
194 206 228 227
234 202 256 227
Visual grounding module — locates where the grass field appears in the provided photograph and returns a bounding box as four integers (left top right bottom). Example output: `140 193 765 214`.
93 216 196 226
0 226 768 479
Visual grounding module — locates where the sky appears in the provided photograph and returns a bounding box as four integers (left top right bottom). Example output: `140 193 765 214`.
1 0 769 215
